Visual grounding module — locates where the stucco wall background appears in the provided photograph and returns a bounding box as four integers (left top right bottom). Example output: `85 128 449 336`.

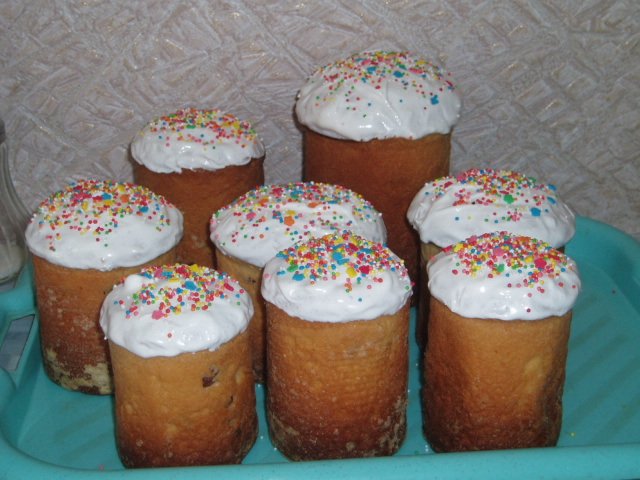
1 1 638 241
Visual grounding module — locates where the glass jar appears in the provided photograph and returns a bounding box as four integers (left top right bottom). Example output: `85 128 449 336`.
0 118 30 288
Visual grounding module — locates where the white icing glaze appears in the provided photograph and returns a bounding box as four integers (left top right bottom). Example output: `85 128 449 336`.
25 180 183 271
427 232 581 320
100 264 253 358
131 107 265 173
295 51 461 141
407 168 576 248
210 182 387 268
261 231 411 322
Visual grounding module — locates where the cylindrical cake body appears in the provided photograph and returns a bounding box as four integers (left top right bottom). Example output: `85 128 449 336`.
424 298 571 451
134 157 264 268
302 130 450 285
109 330 257 467
214 250 265 382
33 250 176 394
267 303 409 460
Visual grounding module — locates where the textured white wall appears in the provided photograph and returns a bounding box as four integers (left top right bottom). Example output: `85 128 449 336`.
1 1 638 240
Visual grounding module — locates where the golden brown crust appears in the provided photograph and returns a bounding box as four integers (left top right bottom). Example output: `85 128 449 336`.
266 302 410 460
215 249 266 383
416 242 442 349
110 329 257 468
133 156 264 268
33 249 176 394
302 130 450 288
423 298 572 452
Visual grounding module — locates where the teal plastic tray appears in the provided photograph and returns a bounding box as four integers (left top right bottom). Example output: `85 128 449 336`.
1 216 639 479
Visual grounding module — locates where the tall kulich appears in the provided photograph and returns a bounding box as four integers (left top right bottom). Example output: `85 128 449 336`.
210 182 386 383
100 264 257 468
131 107 265 268
407 168 576 348
296 51 461 285
261 232 412 460
24 180 183 394
423 232 581 452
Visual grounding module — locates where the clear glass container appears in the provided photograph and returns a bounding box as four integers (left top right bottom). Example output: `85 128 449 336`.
0 118 30 288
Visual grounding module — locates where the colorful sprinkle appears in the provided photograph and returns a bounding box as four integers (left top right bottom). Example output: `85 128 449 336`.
308 51 456 111
141 107 260 150
441 231 575 289
273 231 409 294
425 168 560 223
31 179 176 252
211 182 382 247
116 264 247 320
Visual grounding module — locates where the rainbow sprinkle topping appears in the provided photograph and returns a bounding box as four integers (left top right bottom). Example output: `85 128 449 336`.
309 51 456 110
429 168 559 222
144 107 260 150
212 182 382 247
32 179 176 251
116 264 247 321
442 232 577 290
273 231 410 295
